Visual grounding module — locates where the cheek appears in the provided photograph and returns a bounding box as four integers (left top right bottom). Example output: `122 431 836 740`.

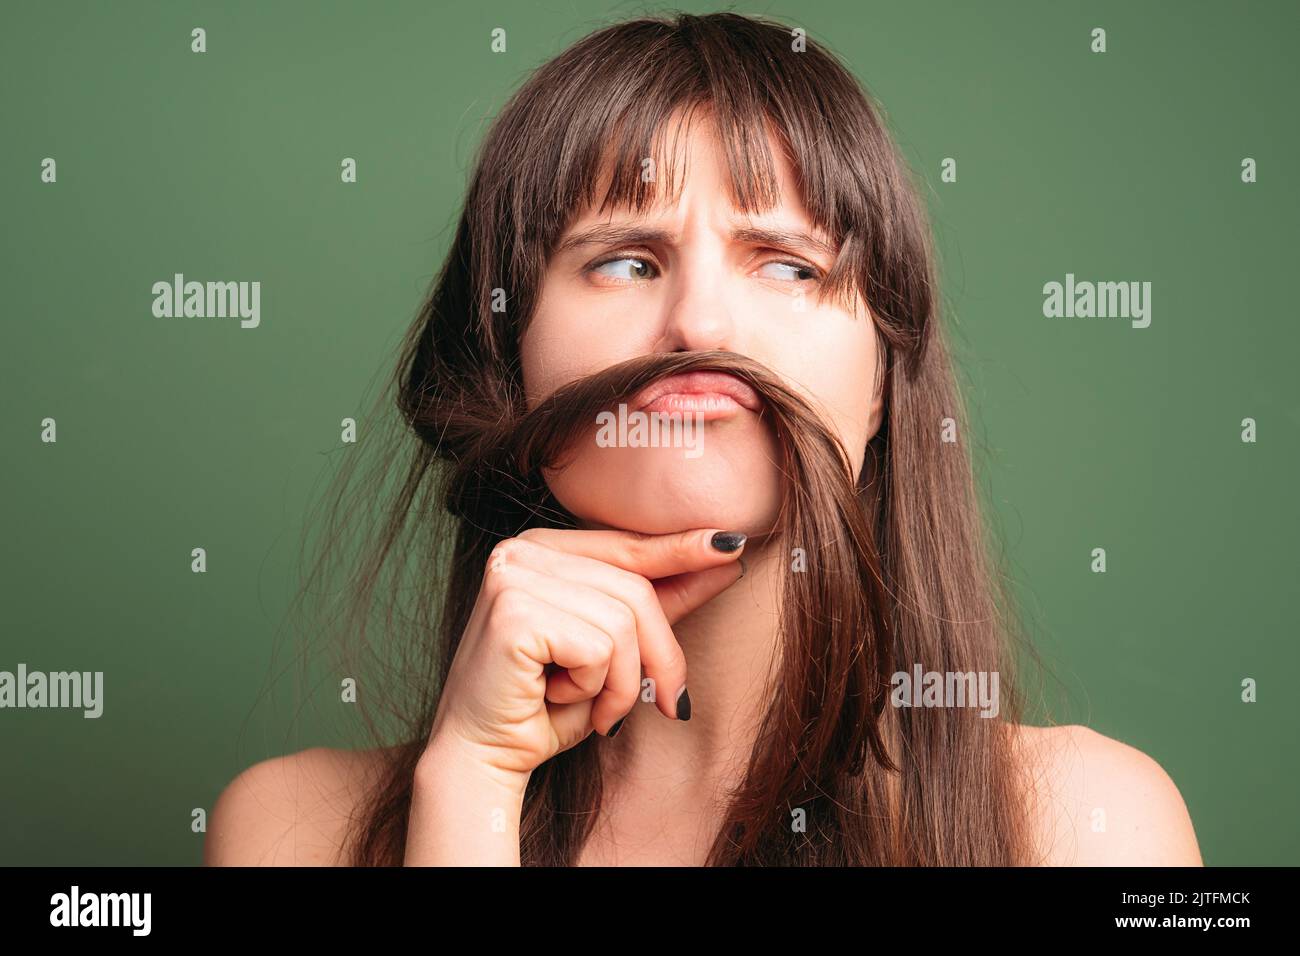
826 354 878 478
520 305 651 407
520 279 599 405
780 320 881 481
519 320 568 408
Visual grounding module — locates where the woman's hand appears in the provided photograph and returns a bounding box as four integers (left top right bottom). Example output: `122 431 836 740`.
404 526 746 864
437 526 746 770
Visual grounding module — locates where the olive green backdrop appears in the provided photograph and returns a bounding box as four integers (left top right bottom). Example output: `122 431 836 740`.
2 0 1295 865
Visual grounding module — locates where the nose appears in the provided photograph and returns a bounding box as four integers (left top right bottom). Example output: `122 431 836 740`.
655 257 737 353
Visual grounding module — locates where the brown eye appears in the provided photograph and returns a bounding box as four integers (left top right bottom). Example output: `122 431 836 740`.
591 257 657 280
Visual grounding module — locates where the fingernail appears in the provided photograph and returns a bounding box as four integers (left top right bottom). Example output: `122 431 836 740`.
606 716 627 738
737 556 746 579
711 531 746 553
676 687 692 721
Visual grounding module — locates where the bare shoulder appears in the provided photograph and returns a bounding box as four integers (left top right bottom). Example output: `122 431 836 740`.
1010 723 1203 866
204 746 394 866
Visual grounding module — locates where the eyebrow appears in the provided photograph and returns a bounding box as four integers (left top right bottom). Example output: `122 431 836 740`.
556 223 839 260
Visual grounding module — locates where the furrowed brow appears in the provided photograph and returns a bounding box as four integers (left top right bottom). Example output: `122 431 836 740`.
730 226 839 260
555 223 839 260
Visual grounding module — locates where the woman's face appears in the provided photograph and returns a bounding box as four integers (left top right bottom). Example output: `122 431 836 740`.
519 113 884 538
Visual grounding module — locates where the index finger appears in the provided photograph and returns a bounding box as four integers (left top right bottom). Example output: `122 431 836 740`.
516 527 746 580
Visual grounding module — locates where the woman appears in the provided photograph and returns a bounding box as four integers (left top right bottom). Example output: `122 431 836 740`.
204 12 1201 866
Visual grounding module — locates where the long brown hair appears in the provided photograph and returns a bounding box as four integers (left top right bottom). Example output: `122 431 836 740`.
297 11 1045 865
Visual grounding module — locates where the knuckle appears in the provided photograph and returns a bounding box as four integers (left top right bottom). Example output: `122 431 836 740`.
489 538 522 564
484 538 536 583
481 555 512 590
484 543 509 575
486 585 531 632
623 571 657 606
589 629 616 662
608 601 637 637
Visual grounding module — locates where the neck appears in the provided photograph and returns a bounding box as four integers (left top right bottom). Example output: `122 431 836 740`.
598 533 786 805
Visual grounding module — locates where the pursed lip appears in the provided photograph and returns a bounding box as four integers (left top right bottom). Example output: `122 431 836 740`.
630 371 763 416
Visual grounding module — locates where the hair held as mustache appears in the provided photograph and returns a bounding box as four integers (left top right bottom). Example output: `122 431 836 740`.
440 349 872 536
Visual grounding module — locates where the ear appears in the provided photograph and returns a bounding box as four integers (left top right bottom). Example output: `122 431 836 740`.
864 338 889 442
866 379 886 440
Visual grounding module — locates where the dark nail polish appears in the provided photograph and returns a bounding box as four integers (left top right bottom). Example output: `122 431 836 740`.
606 716 626 738
711 531 746 553
676 687 692 721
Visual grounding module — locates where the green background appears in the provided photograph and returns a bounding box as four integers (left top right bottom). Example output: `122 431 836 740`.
1 0 1295 865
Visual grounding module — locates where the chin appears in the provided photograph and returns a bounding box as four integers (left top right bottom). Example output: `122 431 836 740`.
544 429 782 537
